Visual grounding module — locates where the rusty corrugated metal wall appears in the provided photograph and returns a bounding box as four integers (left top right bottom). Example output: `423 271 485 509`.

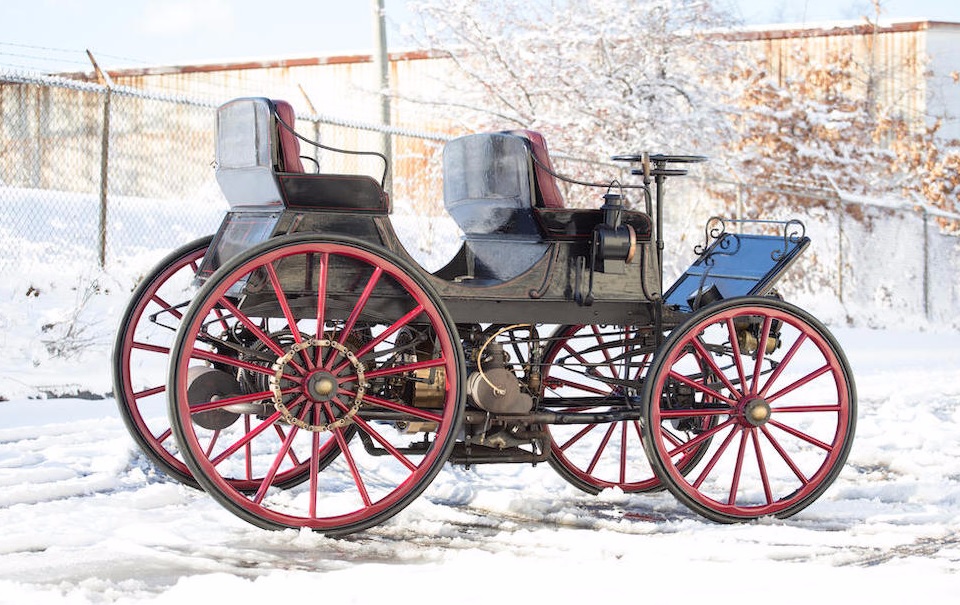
730 21 949 129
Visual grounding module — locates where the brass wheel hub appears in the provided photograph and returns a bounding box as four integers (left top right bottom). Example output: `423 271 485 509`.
269 338 368 433
306 371 338 401
743 397 772 427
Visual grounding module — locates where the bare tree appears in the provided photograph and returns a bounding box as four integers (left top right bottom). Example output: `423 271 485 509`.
408 0 738 169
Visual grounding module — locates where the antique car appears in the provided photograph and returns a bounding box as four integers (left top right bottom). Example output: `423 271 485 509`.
113 97 856 536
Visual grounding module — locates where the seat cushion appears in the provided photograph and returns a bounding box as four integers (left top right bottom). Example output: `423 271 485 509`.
505 130 565 209
272 99 304 173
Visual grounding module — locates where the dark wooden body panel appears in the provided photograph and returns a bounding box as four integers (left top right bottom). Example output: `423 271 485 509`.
206 209 674 329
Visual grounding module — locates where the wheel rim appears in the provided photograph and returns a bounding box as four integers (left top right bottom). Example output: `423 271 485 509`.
113 237 209 486
169 237 463 534
643 299 856 521
541 324 661 493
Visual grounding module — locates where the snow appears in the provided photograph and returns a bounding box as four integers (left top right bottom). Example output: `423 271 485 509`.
2 195 960 603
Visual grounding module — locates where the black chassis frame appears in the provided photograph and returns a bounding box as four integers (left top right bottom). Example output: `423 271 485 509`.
204 208 671 328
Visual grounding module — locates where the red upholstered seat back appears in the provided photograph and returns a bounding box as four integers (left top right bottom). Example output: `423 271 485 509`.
509 130 565 209
272 99 304 173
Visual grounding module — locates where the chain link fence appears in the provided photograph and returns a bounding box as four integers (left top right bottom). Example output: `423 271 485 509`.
2 70 958 326
0 71 456 269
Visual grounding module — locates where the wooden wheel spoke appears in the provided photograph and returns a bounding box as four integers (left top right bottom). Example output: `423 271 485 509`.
749 316 774 395
132 341 170 355
765 364 832 404
345 390 444 423
253 414 306 504
658 424 686 448
324 402 371 507
203 430 221 458
619 422 629 483
562 343 611 382
264 261 314 371
667 369 738 407
350 357 446 382
767 418 834 451
216 296 306 375
314 252 329 365
548 377 610 396
559 424 597 451
273 423 303 467
690 424 739 490
347 412 419 472
727 429 750 505
760 425 810 484
332 304 425 375
751 428 774 505
759 332 808 398
308 406 324 518
586 423 617 474
590 325 620 380
665 417 735 459
691 338 742 400
335 267 383 348
149 292 183 321
725 319 749 393
774 403 842 414
209 410 284 467
187 387 296 415
134 384 165 399
190 348 304 381
658 407 730 419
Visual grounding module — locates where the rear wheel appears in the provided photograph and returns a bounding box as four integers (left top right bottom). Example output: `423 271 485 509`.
168 234 465 535
641 297 856 522
540 324 660 493
112 236 209 487
112 237 312 491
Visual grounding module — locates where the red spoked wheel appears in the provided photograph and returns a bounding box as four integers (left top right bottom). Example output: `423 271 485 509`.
112 236 210 487
168 234 464 535
112 236 312 492
541 324 712 494
641 297 857 522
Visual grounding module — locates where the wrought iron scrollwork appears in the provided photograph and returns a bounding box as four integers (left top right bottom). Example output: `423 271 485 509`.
775 219 807 261
695 216 742 264
695 217 807 263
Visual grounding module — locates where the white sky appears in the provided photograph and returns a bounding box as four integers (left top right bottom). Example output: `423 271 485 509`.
1 0 959 73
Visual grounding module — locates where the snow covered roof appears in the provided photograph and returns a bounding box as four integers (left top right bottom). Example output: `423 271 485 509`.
57 19 958 81
723 19 960 41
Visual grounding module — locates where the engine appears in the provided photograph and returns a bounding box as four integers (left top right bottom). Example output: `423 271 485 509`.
466 340 533 415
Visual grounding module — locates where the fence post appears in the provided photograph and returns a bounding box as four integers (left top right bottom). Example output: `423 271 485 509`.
87 51 113 268
837 196 844 304
922 206 930 319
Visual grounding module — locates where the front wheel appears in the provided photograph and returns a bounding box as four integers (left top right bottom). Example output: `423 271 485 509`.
641 297 856 522
168 234 465 536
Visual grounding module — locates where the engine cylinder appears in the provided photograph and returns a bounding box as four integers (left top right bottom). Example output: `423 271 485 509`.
466 342 533 414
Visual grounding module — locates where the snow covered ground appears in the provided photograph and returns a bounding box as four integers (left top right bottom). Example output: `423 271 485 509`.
1 205 959 603
1 325 959 604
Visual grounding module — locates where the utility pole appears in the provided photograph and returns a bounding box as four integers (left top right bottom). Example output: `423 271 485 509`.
372 0 392 192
